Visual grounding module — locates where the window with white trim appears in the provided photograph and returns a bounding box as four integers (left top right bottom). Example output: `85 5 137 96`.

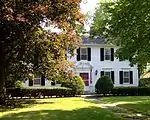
104 71 111 78
123 71 130 83
80 48 88 60
105 49 111 60
34 77 41 85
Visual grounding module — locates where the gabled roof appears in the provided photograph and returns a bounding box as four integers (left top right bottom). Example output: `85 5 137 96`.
82 36 107 44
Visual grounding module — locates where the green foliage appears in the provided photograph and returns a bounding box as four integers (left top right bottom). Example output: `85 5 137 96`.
61 75 85 94
28 73 35 80
90 0 150 73
14 81 23 88
139 78 150 87
0 0 84 103
7 87 76 98
111 87 150 96
95 76 113 94
90 2 111 37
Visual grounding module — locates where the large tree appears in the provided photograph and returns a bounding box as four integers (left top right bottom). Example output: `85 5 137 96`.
0 0 83 104
90 0 150 73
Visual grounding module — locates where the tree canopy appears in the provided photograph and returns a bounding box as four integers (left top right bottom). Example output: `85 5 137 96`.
90 0 150 73
0 0 84 104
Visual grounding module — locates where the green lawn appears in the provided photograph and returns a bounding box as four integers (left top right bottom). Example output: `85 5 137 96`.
0 97 123 120
0 96 150 120
100 96 150 119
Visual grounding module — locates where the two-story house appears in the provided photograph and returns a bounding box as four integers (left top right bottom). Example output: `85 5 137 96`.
23 37 139 92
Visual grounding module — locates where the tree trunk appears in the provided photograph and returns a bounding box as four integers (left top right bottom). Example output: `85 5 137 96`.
0 68 6 105
0 46 7 105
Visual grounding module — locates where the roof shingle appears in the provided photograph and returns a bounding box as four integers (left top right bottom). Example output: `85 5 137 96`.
82 36 107 44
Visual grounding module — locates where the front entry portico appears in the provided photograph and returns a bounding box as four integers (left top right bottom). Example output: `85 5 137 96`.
75 61 93 92
80 72 90 91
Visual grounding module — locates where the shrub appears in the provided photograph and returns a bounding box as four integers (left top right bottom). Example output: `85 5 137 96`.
95 76 114 94
139 78 150 87
61 75 85 94
15 80 23 88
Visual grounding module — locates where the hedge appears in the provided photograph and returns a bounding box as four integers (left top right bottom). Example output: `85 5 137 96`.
7 87 150 98
110 87 150 96
94 87 150 96
6 87 78 98
139 78 150 87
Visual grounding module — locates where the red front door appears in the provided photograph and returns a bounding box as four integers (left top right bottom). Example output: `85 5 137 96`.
80 73 89 86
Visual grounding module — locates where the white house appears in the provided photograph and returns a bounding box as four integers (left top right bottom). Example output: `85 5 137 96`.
23 37 139 92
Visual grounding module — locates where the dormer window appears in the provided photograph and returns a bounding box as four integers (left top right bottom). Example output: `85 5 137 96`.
80 48 88 60
105 49 111 60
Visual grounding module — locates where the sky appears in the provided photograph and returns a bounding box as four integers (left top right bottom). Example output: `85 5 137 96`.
80 0 99 14
80 0 99 31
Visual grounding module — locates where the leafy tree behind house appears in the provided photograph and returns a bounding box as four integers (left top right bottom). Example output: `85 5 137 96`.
90 0 150 74
0 0 84 104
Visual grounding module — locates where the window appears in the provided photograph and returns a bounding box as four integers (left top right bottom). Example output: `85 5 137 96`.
51 80 61 86
104 71 111 78
56 81 61 84
123 71 130 83
51 80 56 86
34 77 41 85
80 73 89 86
80 48 88 60
105 49 111 60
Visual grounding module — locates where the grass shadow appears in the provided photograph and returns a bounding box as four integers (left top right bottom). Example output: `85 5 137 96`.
118 102 150 116
84 96 150 119
0 99 55 112
0 106 123 120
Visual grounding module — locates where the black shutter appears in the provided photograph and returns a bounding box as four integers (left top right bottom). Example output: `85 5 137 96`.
111 48 114 61
65 53 67 60
119 71 123 84
111 71 114 84
41 75 45 86
130 71 133 84
77 48 80 61
88 47 91 61
100 48 104 61
119 58 123 61
101 71 104 77
29 78 33 86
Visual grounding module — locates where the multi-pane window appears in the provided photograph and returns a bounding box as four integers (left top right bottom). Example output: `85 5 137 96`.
105 49 111 60
34 77 41 85
80 48 88 60
51 80 61 86
123 71 130 83
104 71 111 78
